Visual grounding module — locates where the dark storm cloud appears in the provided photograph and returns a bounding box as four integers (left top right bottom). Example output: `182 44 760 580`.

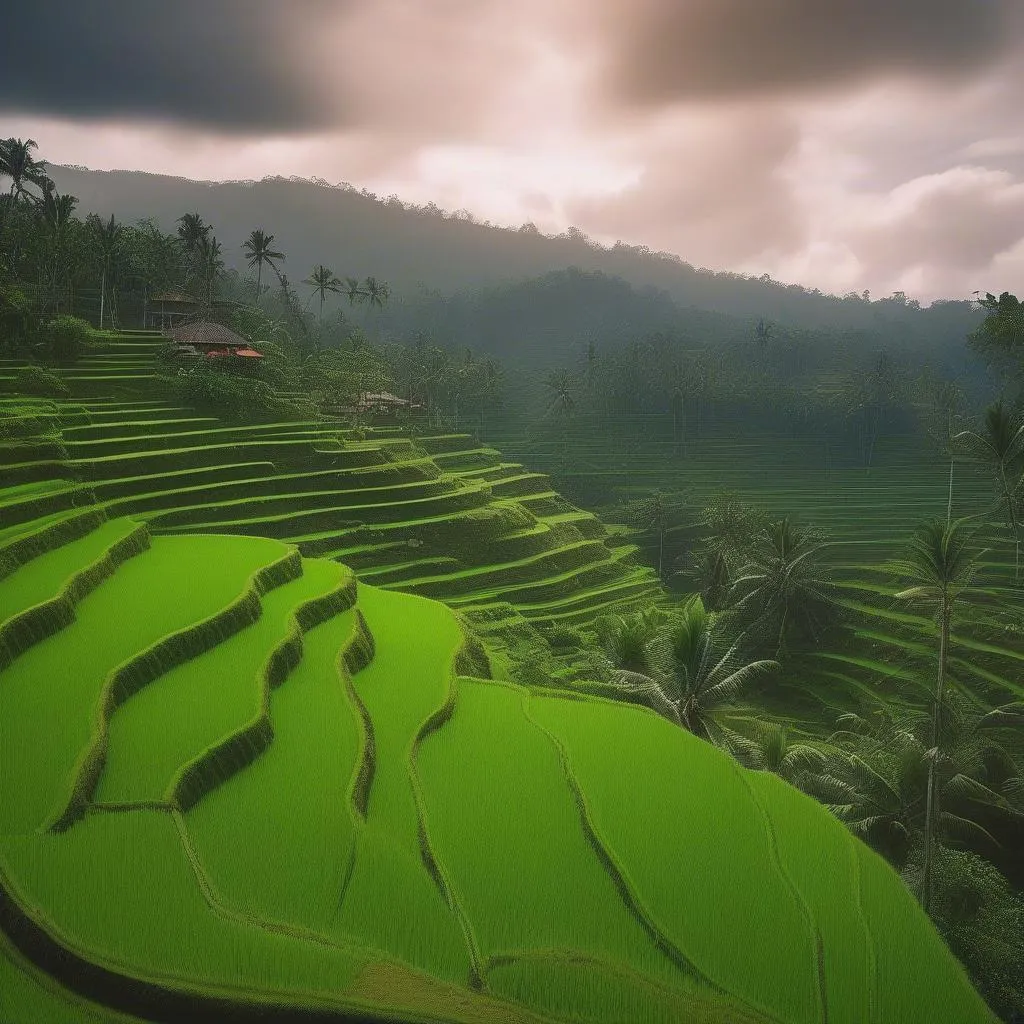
0 1 349 133
596 0 1020 108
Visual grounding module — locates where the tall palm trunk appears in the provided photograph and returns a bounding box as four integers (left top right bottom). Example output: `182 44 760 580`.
998 465 1021 584
921 597 950 913
99 266 106 330
256 264 262 309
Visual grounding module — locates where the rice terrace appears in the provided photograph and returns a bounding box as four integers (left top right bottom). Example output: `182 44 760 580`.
1 132 1023 1024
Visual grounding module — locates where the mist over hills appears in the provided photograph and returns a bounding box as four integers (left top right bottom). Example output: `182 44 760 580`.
48 165 986 368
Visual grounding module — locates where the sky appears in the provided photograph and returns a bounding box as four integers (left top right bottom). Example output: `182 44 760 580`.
2 0 1024 305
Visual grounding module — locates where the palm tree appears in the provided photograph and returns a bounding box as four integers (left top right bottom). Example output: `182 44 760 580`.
38 185 78 313
303 264 341 326
276 273 310 343
953 399 1024 585
86 214 122 330
608 596 778 756
362 276 390 340
727 516 840 658
812 700 1021 872
916 376 968 524
0 138 50 234
744 720 827 783
598 607 665 675
194 234 224 308
176 212 209 253
676 492 770 611
623 490 690 581
543 367 576 418
886 517 988 912
363 276 390 308
243 229 285 309
344 276 367 307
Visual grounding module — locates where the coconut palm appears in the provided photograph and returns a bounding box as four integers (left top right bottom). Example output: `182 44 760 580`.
243 229 285 309
86 214 123 330
675 492 770 611
363 276 390 308
623 490 691 581
543 367 576 418
608 595 778 758
916 376 968 524
302 264 342 326
0 137 50 234
727 516 841 658
344 276 367 307
38 185 78 313
743 720 828 782
176 212 209 253
597 607 665 675
812 699 1021 874
886 517 988 912
953 399 1024 585
194 234 224 307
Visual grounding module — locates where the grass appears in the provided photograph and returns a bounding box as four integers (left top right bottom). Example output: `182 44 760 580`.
0 813 371 1008
527 693 830 1024
333 586 472 985
94 558 350 806
0 344 1004 1023
0 517 138 625
183 598 362 932
0 533 287 834
854 838 995 1023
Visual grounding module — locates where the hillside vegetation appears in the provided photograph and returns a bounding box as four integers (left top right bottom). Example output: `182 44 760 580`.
0 506 996 1022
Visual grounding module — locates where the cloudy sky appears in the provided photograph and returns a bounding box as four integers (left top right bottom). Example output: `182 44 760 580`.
2 0 1024 304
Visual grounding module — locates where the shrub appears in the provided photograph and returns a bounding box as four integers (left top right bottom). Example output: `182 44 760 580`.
37 315 94 365
158 368 314 421
13 365 69 398
902 845 1024 1023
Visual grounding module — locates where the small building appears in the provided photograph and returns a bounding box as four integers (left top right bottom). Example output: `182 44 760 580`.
146 293 244 330
146 292 202 330
356 391 422 414
164 320 264 360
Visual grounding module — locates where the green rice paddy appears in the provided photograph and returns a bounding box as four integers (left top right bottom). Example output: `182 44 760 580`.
0 335 1003 1021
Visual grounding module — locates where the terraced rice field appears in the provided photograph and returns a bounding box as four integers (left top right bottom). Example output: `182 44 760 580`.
486 423 1023 729
0 338 662 671
0 506 996 1021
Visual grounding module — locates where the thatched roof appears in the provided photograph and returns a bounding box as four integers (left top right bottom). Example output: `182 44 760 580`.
166 320 249 348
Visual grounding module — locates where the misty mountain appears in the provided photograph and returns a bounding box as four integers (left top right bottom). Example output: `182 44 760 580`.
48 166 987 349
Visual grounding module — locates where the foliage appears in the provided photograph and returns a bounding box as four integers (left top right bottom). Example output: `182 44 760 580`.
0 278 35 348
596 594 778 760
159 366 312 421
727 516 842 659
902 845 1024 1024
809 696 1022 872
953 399 1024 584
11 364 69 397
673 491 771 610
34 314 93 364
968 290 1024 400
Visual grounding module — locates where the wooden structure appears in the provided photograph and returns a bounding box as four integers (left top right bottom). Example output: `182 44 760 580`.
164 320 263 360
146 294 243 330
146 292 201 330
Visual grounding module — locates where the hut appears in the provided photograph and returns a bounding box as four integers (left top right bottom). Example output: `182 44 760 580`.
164 320 263 360
146 292 201 330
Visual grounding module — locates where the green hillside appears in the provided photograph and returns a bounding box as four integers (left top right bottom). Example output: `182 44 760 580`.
0 509 996 1022
0 331 1005 1022
0 333 663 684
